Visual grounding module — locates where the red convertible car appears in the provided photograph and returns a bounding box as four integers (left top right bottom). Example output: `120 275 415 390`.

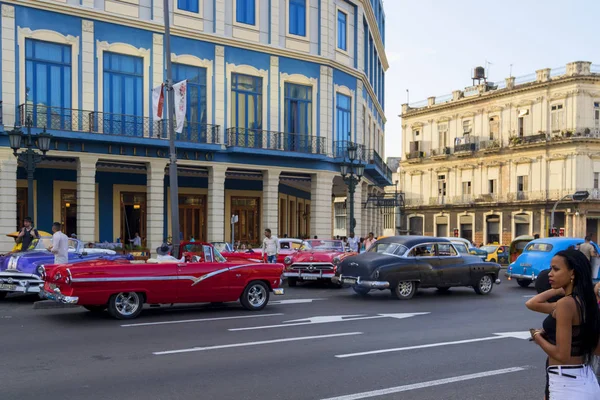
283 239 357 287
39 244 285 319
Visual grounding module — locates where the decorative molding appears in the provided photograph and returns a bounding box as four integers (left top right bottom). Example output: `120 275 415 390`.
486 105 504 113
460 111 476 118
270 56 279 67
588 153 600 160
356 80 363 90
505 103 513 108
1 4 14 18
215 46 225 57
401 124 407 129
434 166 450 172
458 164 476 170
486 161 503 167
436 116 451 123
153 34 163 45
548 153 567 161
514 157 532 165
411 122 424 128
82 20 94 32
427 119 434 124
409 170 423 176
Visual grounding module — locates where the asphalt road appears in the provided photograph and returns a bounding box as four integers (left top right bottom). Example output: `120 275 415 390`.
0 276 547 400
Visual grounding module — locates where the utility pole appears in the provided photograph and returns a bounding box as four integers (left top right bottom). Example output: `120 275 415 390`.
163 0 181 257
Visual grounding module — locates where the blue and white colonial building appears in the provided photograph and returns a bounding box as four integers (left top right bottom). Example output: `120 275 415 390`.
0 0 391 252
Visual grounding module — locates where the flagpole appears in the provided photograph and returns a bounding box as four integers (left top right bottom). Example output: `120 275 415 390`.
163 0 181 257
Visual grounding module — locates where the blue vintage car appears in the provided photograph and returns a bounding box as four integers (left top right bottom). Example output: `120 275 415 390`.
0 237 132 298
505 237 600 287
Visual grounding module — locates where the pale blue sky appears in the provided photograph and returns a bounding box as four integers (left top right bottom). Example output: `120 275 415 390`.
383 0 598 158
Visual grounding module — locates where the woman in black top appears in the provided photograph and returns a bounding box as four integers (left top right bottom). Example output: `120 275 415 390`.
526 249 600 399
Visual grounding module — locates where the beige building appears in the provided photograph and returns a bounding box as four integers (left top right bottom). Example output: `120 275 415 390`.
398 61 600 244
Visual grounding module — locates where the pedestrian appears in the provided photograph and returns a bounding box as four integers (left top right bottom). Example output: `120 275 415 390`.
130 232 142 248
156 243 184 262
48 222 69 265
534 233 540 239
190 236 195 242
17 216 39 251
526 249 600 400
347 232 359 252
261 228 280 263
579 235 598 262
313 235 318 239
364 232 376 251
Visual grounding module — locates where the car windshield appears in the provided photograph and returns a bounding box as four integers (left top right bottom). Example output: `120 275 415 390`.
480 245 498 254
211 242 231 253
453 243 469 255
31 238 77 251
212 247 226 263
280 240 302 250
368 242 408 256
182 244 205 253
524 242 554 252
302 240 344 252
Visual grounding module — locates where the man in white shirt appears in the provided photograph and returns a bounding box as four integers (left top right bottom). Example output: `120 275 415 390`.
130 232 142 248
48 222 69 264
364 232 377 251
261 228 280 263
347 232 359 252
154 243 184 262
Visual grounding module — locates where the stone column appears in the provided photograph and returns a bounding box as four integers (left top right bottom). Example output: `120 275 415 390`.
350 180 363 237
76 156 98 243
208 165 227 242
319 66 333 148
0 155 17 252
215 46 226 143
262 169 280 236
82 21 94 115
269 57 279 133
361 183 368 236
146 160 167 253
320 0 330 58
2 5 16 127
152 0 164 24
311 172 335 239
215 0 225 35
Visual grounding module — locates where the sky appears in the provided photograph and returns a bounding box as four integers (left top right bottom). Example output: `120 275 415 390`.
383 0 600 159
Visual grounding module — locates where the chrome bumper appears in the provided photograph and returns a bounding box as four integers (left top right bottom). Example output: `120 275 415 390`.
283 272 335 279
0 279 43 294
504 272 536 280
272 288 285 295
39 287 79 304
331 275 390 289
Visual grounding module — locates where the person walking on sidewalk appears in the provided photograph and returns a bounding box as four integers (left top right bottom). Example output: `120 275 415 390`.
48 222 69 265
261 229 280 263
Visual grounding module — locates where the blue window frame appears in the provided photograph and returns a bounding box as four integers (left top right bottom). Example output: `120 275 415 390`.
177 0 199 12
173 64 207 142
231 73 263 147
337 10 347 51
25 39 72 130
284 83 312 151
336 93 351 155
236 0 256 25
102 52 144 136
289 0 306 37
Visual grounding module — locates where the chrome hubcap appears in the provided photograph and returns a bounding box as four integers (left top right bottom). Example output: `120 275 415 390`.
480 276 493 293
398 281 413 297
115 292 140 316
248 285 266 307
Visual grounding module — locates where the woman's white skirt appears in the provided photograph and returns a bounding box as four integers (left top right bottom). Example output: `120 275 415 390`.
548 364 600 400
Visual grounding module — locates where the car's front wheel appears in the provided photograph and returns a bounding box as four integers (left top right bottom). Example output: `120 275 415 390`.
353 286 370 296
107 292 144 320
474 275 494 295
391 281 417 300
240 281 269 311
517 279 532 288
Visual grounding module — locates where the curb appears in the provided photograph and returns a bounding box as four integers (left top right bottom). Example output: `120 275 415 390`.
33 300 79 310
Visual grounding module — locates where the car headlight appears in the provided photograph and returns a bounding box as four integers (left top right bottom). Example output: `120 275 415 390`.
37 265 46 279
284 256 292 265
333 256 341 265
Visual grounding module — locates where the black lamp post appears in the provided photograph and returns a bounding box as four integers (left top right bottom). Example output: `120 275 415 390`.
7 116 52 220
340 141 365 236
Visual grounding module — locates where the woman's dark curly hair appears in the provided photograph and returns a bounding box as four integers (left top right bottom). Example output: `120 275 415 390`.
554 249 600 364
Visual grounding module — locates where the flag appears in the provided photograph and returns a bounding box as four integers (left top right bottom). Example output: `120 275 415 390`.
173 80 187 134
152 84 164 121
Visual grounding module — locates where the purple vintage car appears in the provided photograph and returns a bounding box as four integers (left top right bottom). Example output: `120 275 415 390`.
0 238 132 298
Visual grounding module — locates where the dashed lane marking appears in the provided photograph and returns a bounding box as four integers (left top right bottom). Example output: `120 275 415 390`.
270 298 326 305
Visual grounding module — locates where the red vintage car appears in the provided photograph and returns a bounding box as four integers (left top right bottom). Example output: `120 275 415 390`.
39 244 285 319
217 238 303 264
283 239 357 287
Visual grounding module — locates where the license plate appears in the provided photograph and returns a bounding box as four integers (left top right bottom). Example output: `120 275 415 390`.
343 278 357 284
0 284 17 291
302 275 318 280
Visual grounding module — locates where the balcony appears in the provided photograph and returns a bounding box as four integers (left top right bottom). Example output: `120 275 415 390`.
18 104 221 145
509 133 548 147
452 194 474 204
406 151 425 163
479 140 502 153
333 141 368 161
365 149 393 185
429 196 447 205
226 128 327 155
453 142 477 156
431 147 451 160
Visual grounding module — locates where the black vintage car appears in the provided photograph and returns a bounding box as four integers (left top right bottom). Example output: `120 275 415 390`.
332 236 501 299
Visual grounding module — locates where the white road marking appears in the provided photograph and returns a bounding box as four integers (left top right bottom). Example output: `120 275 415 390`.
319 366 530 400
153 332 363 355
229 312 430 331
523 295 535 298
335 331 531 358
120 313 284 327
269 298 326 305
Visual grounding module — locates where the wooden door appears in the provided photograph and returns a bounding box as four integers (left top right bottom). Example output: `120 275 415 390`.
179 194 207 242
61 189 77 237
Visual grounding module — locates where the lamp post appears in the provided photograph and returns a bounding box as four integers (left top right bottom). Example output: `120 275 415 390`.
339 141 365 236
7 116 52 220
550 190 589 236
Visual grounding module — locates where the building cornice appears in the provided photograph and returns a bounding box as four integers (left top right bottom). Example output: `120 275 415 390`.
8 0 387 122
361 0 389 70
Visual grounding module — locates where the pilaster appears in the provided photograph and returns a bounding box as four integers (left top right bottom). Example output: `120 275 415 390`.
76 156 97 243
310 172 336 239
319 66 333 146
352 181 363 237
215 0 225 35
271 0 280 43
153 0 164 24
146 160 167 253
0 155 17 252
262 169 281 236
215 46 226 142
82 21 95 112
2 5 16 127
361 183 368 236
269 56 279 132
81 0 94 7
208 165 227 242
320 0 330 57
357 8 365 72
152 34 164 88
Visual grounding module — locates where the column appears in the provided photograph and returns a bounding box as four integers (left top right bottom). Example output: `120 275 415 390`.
311 172 335 239
82 21 95 113
356 8 365 73
319 66 333 146
320 0 330 57
215 0 225 35
350 180 363 237
81 0 94 7
208 165 227 242
215 46 225 142
76 156 98 243
2 5 16 127
270 0 279 43
269 57 279 133
146 160 167 252
540 209 546 238
360 182 368 236
262 169 280 236
152 34 164 138
153 0 164 24
356 80 364 144
0 155 17 252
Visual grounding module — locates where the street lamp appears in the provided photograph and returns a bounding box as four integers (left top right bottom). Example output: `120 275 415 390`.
339 140 365 236
550 190 589 236
8 116 52 220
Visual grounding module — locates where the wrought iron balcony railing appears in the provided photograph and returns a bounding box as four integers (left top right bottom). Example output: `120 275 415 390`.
90 111 148 137
226 128 326 155
454 143 477 153
431 147 451 157
155 120 220 144
406 150 425 159
333 141 368 161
